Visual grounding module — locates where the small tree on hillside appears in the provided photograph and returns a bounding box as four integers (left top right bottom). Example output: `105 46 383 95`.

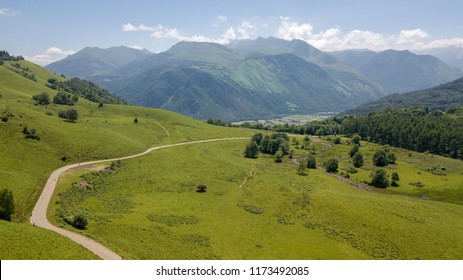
0 189 14 221
373 149 388 167
59 108 78 122
349 144 359 157
370 169 389 188
324 158 338 173
274 150 283 163
307 154 317 169
387 152 397 164
391 171 400 187
244 141 259 159
351 134 361 146
352 151 364 167
297 160 308 176
32 92 51 105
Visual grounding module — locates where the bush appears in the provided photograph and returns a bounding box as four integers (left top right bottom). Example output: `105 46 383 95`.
370 169 389 188
244 141 259 158
196 185 207 193
0 189 15 221
373 149 388 167
32 92 51 105
58 108 78 122
71 214 88 229
387 152 397 164
334 137 341 144
349 144 359 157
324 158 338 173
307 154 317 169
53 91 78 106
352 151 364 167
22 126 40 140
351 134 361 146
274 151 283 163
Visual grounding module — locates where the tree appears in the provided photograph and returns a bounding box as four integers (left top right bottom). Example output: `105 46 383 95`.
352 151 364 167
297 160 307 176
274 150 283 163
324 158 338 173
32 92 51 105
387 152 397 164
334 137 341 144
98 102 104 108
196 185 207 193
59 108 78 122
391 171 400 187
133 117 138 123
307 154 317 169
251 133 263 146
370 169 389 188
0 189 15 221
244 141 259 158
351 134 361 146
349 144 359 157
373 149 388 167
71 214 88 229
53 91 78 106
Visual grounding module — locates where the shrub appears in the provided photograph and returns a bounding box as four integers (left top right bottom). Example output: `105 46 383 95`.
387 152 397 164
274 151 283 163
324 158 338 173
349 144 359 157
352 151 364 167
297 160 308 176
0 189 15 221
196 185 207 193
244 141 259 158
351 134 361 146
32 92 51 105
53 91 78 106
334 137 341 144
71 214 88 229
58 108 78 122
373 149 388 167
370 169 389 188
307 154 317 169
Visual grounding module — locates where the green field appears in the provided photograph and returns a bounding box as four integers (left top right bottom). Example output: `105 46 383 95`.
2 59 463 260
0 59 252 259
51 137 463 259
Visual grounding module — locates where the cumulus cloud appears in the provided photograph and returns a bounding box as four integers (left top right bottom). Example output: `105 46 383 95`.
275 16 463 51
26 47 75 66
0 8 19 16
122 20 256 45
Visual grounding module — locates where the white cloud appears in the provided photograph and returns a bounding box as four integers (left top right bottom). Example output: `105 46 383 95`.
128 45 143 50
216 15 227 24
26 47 75 66
0 8 18 16
275 17 463 51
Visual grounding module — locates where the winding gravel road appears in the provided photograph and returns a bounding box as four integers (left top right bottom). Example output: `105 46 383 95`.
30 137 248 260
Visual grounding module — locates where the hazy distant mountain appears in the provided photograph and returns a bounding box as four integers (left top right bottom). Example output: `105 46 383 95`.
46 46 152 79
417 46 463 71
344 77 463 115
331 49 461 94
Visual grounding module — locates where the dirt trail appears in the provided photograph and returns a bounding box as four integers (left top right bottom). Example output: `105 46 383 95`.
30 137 248 260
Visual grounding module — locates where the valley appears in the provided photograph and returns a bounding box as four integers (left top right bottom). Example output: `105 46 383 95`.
1 45 463 260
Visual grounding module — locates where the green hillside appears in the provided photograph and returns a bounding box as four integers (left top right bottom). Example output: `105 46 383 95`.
2 57 463 260
345 77 463 115
0 58 253 259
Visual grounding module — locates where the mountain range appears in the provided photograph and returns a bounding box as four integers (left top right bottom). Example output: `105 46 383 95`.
46 37 462 121
343 77 463 115
330 49 461 94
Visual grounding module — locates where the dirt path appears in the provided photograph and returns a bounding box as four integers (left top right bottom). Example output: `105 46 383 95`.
29 137 248 260
154 121 170 136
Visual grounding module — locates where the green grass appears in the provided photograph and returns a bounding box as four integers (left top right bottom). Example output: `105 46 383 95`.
0 59 253 259
0 220 97 259
313 136 463 205
51 138 463 259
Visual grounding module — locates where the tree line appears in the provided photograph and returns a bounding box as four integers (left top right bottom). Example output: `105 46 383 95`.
341 106 463 159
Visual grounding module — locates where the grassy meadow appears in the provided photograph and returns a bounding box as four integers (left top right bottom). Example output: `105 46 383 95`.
1 59 463 260
51 137 463 259
0 60 252 259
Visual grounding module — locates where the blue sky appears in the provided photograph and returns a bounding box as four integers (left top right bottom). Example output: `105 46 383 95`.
1 0 463 65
